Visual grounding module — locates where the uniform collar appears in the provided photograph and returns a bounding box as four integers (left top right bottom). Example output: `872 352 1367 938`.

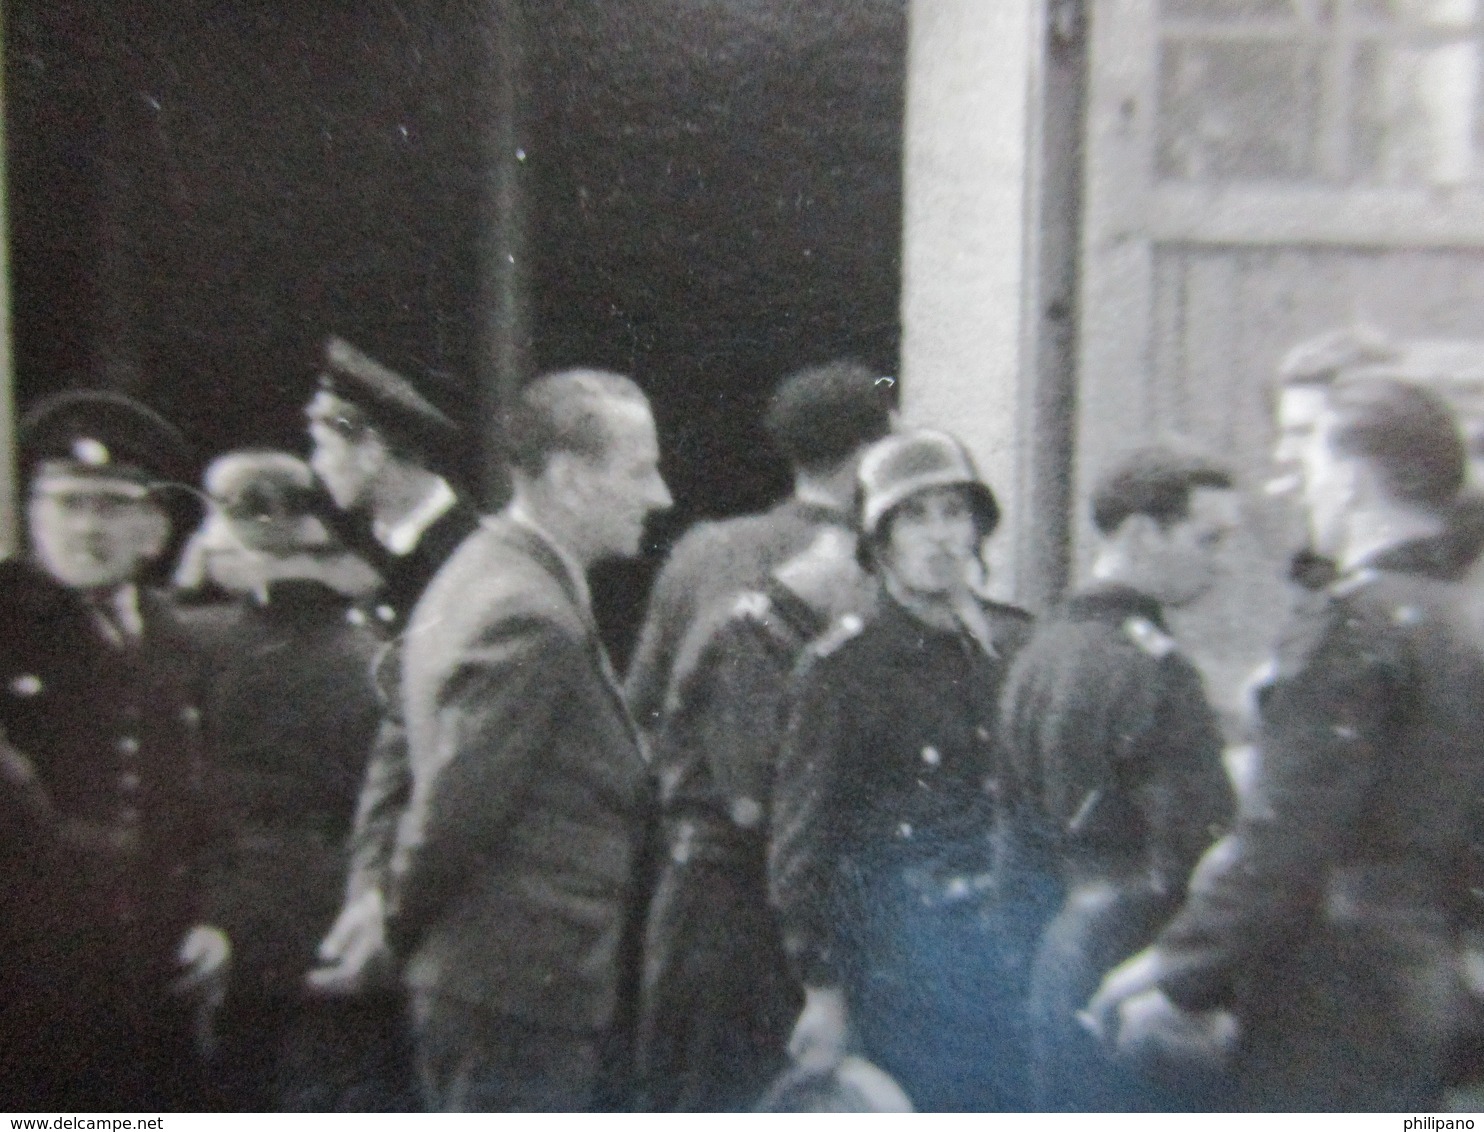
1062 583 1169 632
877 579 1001 658
85 583 143 647
373 476 457 557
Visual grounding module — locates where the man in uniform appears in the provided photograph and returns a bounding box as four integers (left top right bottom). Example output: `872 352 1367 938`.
0 391 228 1110
385 369 671 1110
770 429 1034 1110
180 452 387 1110
304 337 479 1108
625 359 893 739
1088 378 1484 1111
998 446 1239 1111
304 335 478 628
636 524 873 1110
1268 325 1397 590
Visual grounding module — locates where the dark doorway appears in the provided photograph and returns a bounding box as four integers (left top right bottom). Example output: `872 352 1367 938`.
525 0 906 661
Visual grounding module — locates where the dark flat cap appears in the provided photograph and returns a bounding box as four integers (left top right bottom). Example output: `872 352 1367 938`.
314 335 460 454
20 389 189 491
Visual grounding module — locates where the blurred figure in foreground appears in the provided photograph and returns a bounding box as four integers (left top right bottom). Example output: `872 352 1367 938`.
178 452 385 1109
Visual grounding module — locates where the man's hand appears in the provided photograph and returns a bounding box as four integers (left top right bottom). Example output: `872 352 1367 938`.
1114 987 1239 1072
306 888 390 995
1082 949 1239 1077
1080 946 1165 1042
789 985 851 1073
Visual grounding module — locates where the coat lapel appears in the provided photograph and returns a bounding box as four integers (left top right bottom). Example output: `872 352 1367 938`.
497 519 647 760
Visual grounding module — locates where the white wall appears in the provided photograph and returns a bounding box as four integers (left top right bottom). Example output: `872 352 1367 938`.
900 0 1040 599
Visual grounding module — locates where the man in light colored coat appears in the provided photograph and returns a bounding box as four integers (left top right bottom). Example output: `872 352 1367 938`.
385 368 672 1111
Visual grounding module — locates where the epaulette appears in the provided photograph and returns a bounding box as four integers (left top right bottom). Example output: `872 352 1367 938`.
729 589 772 624
1329 567 1380 599
983 597 1034 623
811 612 865 658
1123 615 1177 659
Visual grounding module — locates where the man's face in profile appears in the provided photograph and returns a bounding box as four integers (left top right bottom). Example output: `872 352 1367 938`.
1268 385 1330 501
566 400 673 561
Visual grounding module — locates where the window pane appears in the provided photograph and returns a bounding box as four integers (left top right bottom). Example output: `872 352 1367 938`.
1157 40 1322 179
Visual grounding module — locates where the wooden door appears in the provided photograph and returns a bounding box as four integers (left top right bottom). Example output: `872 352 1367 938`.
1078 0 1484 709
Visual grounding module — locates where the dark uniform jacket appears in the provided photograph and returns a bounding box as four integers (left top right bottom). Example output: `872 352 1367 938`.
182 580 383 997
769 585 1034 1109
1153 538 1484 1111
637 578 832 1109
998 584 1235 1110
388 515 655 1031
625 497 847 733
655 579 831 855
1000 584 1235 893
340 498 480 904
367 498 481 632
0 560 215 1011
770 587 1033 988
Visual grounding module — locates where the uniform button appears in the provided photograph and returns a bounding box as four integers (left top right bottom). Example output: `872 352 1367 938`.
117 736 139 756
119 771 141 792
730 796 763 829
376 604 397 623
898 822 913 839
1393 605 1421 626
975 725 991 743
921 746 941 767
9 674 42 697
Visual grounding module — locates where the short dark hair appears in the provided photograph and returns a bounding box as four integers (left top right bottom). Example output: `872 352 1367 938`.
505 369 650 478
1091 446 1235 535
1325 377 1465 510
1276 325 1396 391
763 360 894 474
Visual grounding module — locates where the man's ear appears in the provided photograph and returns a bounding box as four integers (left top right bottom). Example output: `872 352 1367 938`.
139 506 172 561
544 450 587 504
1120 512 1162 559
354 429 391 478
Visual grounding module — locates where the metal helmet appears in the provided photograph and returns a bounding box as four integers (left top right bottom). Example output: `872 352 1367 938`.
855 427 1000 542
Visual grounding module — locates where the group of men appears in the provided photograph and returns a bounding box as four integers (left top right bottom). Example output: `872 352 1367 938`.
2 327 1483 1113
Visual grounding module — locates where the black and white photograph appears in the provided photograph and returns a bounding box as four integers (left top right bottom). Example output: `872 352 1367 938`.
4 0 1484 1115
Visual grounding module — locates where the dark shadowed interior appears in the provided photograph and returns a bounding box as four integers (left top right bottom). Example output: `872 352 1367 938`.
5 0 906 660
